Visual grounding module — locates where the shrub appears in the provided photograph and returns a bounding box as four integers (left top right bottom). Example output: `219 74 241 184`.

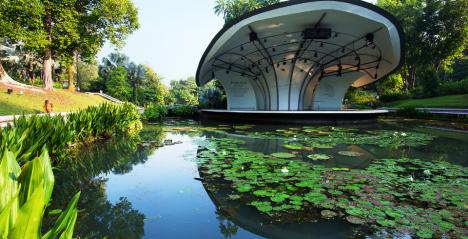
143 103 167 122
345 88 378 108
168 105 198 117
437 78 468 95
379 91 412 102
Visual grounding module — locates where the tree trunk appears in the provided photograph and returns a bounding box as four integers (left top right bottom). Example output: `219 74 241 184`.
67 64 75 92
43 48 54 90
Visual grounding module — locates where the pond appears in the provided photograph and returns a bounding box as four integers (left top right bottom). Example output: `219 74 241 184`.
45 120 467 239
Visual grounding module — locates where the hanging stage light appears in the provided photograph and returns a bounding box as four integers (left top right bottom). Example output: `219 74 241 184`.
240 45 244 51
314 51 318 57
212 71 215 79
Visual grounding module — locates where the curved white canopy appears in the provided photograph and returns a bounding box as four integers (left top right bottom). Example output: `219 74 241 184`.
197 0 404 111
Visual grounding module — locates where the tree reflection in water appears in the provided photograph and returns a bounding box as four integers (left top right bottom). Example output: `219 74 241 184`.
44 125 165 239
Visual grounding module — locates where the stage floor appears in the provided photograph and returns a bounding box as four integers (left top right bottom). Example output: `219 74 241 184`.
199 109 389 124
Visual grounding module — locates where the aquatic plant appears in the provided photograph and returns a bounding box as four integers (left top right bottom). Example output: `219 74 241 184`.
0 103 142 164
196 136 467 238
0 148 80 238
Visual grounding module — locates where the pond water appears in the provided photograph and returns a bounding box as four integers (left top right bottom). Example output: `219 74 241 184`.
45 120 467 239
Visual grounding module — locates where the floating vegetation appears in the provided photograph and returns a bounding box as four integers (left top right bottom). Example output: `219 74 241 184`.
195 135 467 239
307 154 331 161
270 152 296 159
337 151 364 157
282 144 304 150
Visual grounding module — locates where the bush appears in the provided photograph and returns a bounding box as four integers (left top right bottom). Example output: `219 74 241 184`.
379 91 412 102
345 88 378 108
143 103 167 122
168 105 198 117
437 78 468 95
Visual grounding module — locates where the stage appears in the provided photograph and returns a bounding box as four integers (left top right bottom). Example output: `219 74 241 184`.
199 109 389 125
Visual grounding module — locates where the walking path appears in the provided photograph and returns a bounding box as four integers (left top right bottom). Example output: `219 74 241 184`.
382 108 468 115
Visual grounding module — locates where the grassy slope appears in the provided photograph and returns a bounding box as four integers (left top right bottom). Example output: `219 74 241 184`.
0 83 108 115
385 94 468 108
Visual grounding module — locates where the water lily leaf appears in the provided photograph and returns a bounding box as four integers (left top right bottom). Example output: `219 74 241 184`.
270 152 295 159
282 144 303 150
307 154 331 161
338 151 364 157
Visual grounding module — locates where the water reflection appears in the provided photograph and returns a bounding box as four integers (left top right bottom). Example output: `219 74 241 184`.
44 126 165 238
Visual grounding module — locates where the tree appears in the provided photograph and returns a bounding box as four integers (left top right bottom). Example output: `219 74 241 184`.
378 0 468 90
0 0 139 90
127 63 146 104
214 0 280 24
106 66 131 100
75 59 99 92
168 77 199 105
375 73 405 96
139 66 168 106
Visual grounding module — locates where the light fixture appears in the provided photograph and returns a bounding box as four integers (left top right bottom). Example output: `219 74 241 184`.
314 51 318 57
334 32 338 38
264 38 267 43
283 61 287 65
374 73 378 79
341 48 345 53
338 64 342 77
240 45 244 51
272 47 276 52
376 64 380 69
320 42 324 47
226 70 230 74
277 63 280 68
265 67 269 73
212 72 215 79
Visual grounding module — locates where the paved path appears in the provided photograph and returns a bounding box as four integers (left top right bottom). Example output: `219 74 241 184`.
382 108 468 115
0 112 69 127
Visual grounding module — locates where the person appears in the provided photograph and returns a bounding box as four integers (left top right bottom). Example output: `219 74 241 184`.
44 99 54 114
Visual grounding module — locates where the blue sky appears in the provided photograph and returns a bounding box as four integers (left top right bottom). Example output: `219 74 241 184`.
98 0 376 84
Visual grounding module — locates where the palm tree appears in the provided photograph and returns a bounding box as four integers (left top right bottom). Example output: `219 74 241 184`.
214 0 280 24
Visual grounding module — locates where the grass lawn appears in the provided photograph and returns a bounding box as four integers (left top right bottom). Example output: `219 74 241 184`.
385 94 468 108
0 83 108 116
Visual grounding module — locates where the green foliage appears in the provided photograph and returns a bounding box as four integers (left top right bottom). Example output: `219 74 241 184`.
437 78 468 96
375 73 405 98
0 103 142 164
0 148 80 239
0 0 139 89
143 103 168 122
214 0 280 25
168 77 199 106
106 66 131 101
198 81 227 109
378 0 468 90
345 87 378 108
168 105 198 118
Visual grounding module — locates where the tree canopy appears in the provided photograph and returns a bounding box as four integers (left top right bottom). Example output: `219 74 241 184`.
214 0 280 24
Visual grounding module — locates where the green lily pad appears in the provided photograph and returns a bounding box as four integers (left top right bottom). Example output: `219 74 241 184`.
270 152 296 159
307 154 331 161
283 144 303 150
321 210 338 218
338 151 364 157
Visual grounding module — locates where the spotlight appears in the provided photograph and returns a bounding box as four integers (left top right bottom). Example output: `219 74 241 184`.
240 45 244 51
374 73 378 79
341 48 345 53
211 72 215 79
265 67 269 73
320 42 324 47
272 47 276 52
226 70 230 74
277 63 280 68
283 61 286 65
355 56 360 61
376 64 380 69
334 32 338 38
314 51 318 58
264 38 267 43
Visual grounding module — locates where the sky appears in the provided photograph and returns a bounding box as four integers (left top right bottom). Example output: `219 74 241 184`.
98 0 376 85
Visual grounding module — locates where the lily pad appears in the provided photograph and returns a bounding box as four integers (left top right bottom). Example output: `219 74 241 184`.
338 151 364 157
283 144 303 150
307 154 331 161
321 210 338 218
270 152 296 159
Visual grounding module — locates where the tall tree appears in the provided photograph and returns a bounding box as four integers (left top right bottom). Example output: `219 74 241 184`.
0 0 138 90
127 63 146 104
378 0 468 90
214 0 280 25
